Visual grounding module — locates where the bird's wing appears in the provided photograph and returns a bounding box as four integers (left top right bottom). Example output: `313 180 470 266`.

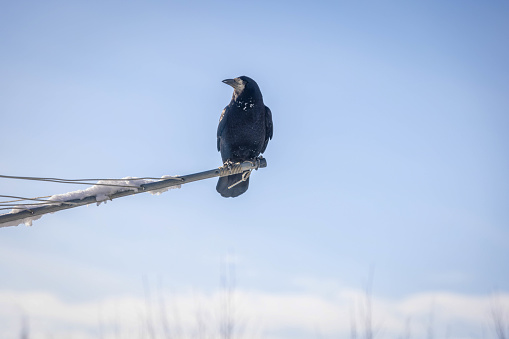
217 108 227 151
261 105 273 153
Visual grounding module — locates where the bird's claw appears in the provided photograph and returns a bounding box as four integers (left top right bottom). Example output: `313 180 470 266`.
223 160 234 170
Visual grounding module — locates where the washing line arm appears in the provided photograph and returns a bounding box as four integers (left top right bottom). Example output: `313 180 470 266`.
0 158 267 227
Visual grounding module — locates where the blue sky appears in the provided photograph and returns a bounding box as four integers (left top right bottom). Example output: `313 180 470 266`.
1 1 508 338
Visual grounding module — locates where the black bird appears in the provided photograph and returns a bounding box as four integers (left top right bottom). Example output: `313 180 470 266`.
216 76 273 197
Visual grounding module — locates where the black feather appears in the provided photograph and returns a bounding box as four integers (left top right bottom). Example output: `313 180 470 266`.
216 76 273 198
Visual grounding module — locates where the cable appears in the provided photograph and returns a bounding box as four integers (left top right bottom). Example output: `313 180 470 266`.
0 174 164 182
0 175 173 189
0 194 81 210
0 203 75 211
0 195 52 203
0 176 181 212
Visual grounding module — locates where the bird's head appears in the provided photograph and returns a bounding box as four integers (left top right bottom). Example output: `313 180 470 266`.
222 76 261 99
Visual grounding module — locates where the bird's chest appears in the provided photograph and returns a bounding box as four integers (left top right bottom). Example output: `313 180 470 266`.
226 109 263 138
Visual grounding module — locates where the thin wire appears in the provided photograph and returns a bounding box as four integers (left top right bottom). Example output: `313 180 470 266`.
0 200 80 211
0 174 181 189
0 174 180 213
0 203 50 208
0 174 164 182
0 195 81 206
0 182 154 212
0 201 78 207
32 180 143 188
2 178 149 189
0 203 76 210
0 195 52 203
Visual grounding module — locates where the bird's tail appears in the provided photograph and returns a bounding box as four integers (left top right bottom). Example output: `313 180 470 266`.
216 174 250 198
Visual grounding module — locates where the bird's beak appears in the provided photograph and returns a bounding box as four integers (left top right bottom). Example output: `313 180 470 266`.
222 79 236 87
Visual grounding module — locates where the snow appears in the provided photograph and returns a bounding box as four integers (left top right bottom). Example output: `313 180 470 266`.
0 176 181 228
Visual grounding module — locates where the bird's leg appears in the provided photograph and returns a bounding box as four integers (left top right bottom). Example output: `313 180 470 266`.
223 159 234 169
221 159 235 175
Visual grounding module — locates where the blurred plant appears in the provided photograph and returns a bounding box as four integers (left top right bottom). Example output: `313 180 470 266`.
19 313 29 339
350 267 381 339
491 294 508 339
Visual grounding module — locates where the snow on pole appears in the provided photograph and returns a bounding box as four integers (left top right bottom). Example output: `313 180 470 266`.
0 158 267 228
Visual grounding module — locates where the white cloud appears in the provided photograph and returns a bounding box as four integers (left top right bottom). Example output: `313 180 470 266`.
1 288 508 339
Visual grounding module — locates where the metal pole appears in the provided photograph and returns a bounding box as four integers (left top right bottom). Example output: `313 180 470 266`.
0 158 267 227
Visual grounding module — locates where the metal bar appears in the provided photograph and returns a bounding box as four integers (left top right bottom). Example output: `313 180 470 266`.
0 158 267 227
